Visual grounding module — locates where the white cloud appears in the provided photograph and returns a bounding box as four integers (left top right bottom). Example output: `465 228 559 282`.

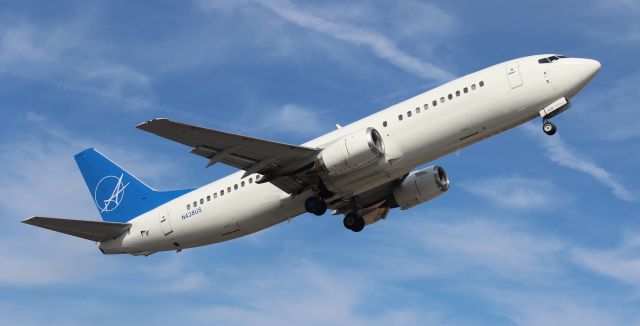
185 261 444 326
255 0 454 82
0 233 109 286
196 0 456 82
585 0 640 43
485 290 623 326
571 231 640 287
389 216 566 281
0 17 154 109
578 70 640 141
522 123 635 202
461 176 566 209
256 104 330 137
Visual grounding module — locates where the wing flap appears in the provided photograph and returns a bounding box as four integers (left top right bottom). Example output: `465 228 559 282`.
23 216 131 242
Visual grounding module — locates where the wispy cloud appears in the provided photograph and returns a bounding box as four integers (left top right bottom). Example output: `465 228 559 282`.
522 124 635 202
199 0 456 82
257 104 331 137
461 176 567 209
385 216 566 281
255 0 454 81
0 17 154 109
578 70 640 141
484 289 623 326
585 0 640 43
571 231 640 287
186 261 444 326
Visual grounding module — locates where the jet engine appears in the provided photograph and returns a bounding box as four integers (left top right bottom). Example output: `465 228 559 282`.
392 166 450 209
314 127 385 175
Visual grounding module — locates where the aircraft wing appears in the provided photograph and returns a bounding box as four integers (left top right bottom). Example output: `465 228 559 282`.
137 118 320 194
23 216 132 242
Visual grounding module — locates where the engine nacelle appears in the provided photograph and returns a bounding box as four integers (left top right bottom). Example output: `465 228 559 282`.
315 127 385 175
392 166 450 210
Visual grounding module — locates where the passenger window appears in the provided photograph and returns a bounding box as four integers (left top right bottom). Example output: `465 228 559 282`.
464 87 468 93
432 100 437 107
407 111 412 117
227 187 231 193
207 195 211 201
234 184 238 190
448 94 453 100
424 104 428 110
440 97 445 103
214 193 217 199
479 81 485 87
383 121 388 127
416 107 420 114
398 114 403 121
249 178 253 184
241 181 245 187
471 84 476 90
187 204 191 210
200 198 204 204
456 90 460 97
193 201 197 207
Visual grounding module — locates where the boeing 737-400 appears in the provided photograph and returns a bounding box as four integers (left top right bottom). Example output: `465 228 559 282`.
24 54 601 256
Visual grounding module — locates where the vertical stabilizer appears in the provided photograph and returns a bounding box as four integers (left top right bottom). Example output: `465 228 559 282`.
74 148 193 223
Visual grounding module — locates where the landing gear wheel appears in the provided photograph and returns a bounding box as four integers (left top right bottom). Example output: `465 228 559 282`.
351 217 365 232
343 214 365 232
543 121 557 136
305 196 327 216
343 214 357 230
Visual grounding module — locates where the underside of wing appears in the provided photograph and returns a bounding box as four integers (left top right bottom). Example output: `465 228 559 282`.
23 216 132 242
137 118 320 194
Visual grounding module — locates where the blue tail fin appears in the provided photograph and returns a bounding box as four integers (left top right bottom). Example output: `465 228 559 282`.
74 148 193 223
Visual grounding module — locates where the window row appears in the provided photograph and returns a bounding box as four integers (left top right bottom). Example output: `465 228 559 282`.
186 176 259 210
382 80 485 127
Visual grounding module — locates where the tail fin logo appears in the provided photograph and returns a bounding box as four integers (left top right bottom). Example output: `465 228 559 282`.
94 174 130 213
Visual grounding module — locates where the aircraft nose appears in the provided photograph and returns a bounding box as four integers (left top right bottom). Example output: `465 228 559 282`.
582 58 601 80
563 58 601 96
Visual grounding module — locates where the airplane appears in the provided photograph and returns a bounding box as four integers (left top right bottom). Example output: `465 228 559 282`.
24 54 601 256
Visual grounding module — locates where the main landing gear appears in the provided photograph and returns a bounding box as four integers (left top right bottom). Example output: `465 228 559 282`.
304 195 366 232
542 118 557 136
304 179 333 216
343 213 365 232
304 196 327 216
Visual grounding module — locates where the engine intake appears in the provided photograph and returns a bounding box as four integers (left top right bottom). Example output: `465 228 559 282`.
315 127 385 175
392 166 450 210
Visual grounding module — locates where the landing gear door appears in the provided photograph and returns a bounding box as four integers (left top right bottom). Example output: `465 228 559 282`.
506 61 523 89
159 208 174 236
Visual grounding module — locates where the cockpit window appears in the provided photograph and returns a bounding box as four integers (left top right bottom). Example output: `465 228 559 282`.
538 55 567 64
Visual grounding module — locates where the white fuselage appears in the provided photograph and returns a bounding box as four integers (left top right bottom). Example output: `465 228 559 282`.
100 55 600 255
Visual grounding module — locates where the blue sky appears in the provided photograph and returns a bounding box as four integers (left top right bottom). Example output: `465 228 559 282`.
1 0 639 324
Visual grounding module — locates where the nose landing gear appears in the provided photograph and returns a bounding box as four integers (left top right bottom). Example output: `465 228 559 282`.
539 97 569 136
542 119 557 136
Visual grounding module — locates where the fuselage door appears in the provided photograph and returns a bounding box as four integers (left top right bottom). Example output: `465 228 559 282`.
159 208 174 236
506 61 523 89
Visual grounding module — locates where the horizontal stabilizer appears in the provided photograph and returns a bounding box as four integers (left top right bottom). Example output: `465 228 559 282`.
23 216 131 242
